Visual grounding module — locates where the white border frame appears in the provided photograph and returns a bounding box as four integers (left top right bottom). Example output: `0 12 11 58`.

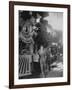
14 5 68 85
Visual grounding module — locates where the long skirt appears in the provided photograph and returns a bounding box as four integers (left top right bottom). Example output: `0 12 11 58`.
31 62 41 75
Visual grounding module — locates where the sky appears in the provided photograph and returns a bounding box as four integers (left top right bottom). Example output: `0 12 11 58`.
44 12 63 31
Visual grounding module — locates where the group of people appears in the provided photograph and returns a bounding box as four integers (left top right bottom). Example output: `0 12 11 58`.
31 43 62 78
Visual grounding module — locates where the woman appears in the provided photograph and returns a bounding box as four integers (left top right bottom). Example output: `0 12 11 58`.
39 46 47 78
31 49 41 76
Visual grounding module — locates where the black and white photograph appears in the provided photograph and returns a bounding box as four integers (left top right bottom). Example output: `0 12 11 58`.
19 11 63 79
9 1 70 88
